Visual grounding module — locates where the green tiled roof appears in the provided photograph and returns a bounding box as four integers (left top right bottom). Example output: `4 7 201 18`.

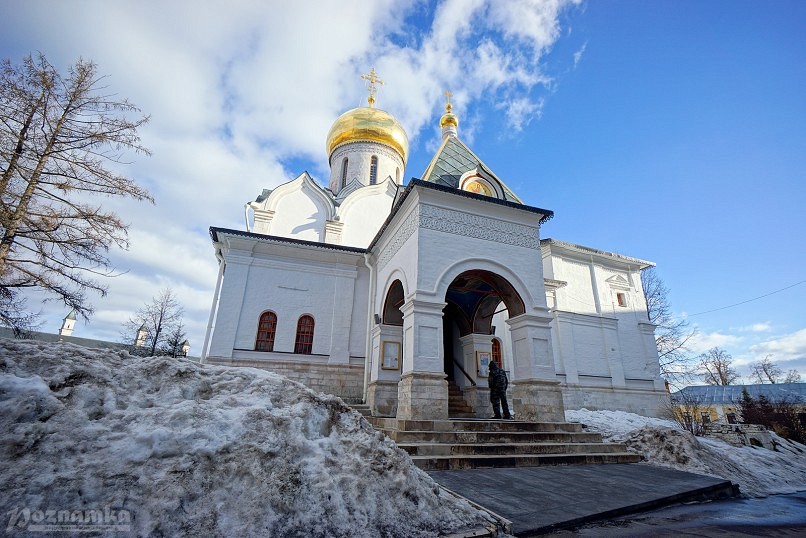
421 136 522 204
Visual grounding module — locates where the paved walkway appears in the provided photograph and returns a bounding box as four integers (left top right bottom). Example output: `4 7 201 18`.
427 464 737 536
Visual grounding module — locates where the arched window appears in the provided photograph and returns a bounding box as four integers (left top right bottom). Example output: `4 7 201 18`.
294 315 315 354
255 311 277 352
396 167 400 183
341 158 349 188
491 338 503 368
369 156 378 185
382 280 404 326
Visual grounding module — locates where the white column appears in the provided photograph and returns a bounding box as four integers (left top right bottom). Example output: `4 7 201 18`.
206 256 251 359
201 258 226 361
327 273 355 364
396 298 448 420
367 324 403 417
505 308 566 421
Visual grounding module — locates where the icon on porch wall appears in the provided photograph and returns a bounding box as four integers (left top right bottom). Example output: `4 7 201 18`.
381 341 401 370
476 350 491 377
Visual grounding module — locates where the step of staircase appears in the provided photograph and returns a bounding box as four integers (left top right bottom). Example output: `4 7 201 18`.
411 452 640 471
368 417 639 470
448 381 475 418
347 402 372 417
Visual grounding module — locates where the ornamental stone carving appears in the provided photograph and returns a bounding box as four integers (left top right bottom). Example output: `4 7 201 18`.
377 204 540 271
377 206 420 270
419 205 540 249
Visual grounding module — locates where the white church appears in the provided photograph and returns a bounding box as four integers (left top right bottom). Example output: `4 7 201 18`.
201 72 669 421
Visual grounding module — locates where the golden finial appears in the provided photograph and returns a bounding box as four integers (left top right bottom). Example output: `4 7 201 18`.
360 67 384 108
440 89 459 132
443 89 453 112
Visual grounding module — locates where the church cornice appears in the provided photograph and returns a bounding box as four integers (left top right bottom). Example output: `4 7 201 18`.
540 238 654 269
368 179 553 254
210 227 366 254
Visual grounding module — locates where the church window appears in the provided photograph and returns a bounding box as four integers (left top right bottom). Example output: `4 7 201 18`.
294 315 315 354
616 292 627 307
341 158 348 188
491 338 503 368
369 156 378 185
255 311 277 352
461 176 494 197
396 167 400 183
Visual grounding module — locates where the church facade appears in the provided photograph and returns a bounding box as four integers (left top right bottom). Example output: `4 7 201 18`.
201 79 669 421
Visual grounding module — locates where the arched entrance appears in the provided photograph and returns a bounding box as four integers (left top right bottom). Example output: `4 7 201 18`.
443 270 525 416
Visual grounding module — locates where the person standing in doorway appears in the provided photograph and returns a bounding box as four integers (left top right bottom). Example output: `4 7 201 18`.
488 362 512 419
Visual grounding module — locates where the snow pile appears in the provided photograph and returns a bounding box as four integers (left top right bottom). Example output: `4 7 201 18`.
567 409 806 498
0 339 496 537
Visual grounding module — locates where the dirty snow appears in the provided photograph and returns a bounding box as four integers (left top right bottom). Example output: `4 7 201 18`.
566 409 806 498
0 339 498 537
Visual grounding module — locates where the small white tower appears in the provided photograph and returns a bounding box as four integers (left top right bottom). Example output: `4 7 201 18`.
59 310 76 337
135 324 148 348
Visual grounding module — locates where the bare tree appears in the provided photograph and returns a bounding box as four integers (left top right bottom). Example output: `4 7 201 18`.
124 288 184 356
669 390 709 436
698 347 740 386
640 267 697 387
784 369 802 383
0 53 152 332
750 355 784 384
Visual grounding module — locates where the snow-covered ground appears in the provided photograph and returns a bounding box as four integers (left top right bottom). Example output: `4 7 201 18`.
0 339 498 537
566 409 806 498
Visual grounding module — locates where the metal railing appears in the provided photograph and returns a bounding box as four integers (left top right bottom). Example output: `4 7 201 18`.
452 358 477 387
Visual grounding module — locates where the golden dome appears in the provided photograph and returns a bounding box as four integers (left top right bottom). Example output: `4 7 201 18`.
440 103 459 129
326 107 409 163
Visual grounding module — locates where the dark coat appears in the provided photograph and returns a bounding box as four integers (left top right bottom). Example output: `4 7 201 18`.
488 363 508 393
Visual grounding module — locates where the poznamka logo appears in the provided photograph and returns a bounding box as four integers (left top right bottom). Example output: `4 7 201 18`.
6 505 132 533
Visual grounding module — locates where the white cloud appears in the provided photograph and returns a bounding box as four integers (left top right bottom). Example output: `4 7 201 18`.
573 41 587 68
750 328 806 362
738 322 773 333
688 331 744 354
500 96 544 132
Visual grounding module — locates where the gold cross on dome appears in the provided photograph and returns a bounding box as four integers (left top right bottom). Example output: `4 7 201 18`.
443 89 453 111
361 67 384 107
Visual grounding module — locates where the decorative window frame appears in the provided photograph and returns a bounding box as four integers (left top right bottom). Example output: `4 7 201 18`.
458 168 502 199
294 314 315 354
606 274 631 308
491 338 503 368
340 158 349 188
369 155 378 185
254 310 277 352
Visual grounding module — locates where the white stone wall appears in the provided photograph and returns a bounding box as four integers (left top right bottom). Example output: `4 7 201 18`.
205 233 369 368
337 181 397 248
206 356 365 401
328 141 404 194
248 172 398 250
540 241 669 416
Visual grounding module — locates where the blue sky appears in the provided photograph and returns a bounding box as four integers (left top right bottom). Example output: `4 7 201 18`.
1 0 804 381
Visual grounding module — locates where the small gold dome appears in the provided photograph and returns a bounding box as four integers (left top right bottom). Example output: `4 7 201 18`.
326 107 409 163
440 103 459 129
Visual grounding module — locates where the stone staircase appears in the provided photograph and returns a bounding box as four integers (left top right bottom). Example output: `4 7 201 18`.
368 417 640 471
345 401 372 417
448 381 475 418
